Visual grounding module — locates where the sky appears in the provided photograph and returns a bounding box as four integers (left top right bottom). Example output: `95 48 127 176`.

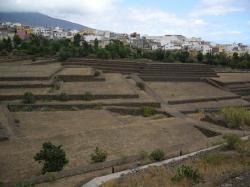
0 0 250 44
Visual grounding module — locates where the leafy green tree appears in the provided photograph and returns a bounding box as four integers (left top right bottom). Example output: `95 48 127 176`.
94 38 99 51
2 37 12 52
57 48 71 61
34 142 68 174
13 34 22 48
197 52 204 62
97 48 110 59
73 34 81 46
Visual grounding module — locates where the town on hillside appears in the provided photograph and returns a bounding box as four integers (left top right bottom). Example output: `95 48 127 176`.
1 21 250 55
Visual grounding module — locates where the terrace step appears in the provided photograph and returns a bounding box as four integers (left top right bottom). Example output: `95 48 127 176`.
8 101 161 112
63 61 218 79
140 77 203 82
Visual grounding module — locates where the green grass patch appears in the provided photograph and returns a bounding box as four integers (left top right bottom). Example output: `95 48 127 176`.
220 107 250 128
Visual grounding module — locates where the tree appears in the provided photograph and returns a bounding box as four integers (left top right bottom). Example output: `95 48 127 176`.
96 48 110 59
13 34 22 48
197 52 203 63
57 48 71 61
34 142 68 174
23 92 36 104
73 34 81 46
94 38 99 51
2 37 12 52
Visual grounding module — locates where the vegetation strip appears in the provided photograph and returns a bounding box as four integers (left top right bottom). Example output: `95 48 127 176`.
83 144 226 187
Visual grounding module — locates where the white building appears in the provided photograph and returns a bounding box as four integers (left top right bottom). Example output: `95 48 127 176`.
162 43 182 50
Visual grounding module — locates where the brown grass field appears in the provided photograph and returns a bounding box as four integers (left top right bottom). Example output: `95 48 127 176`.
0 110 210 183
147 81 236 102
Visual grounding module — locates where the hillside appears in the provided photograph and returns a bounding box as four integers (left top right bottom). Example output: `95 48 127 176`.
0 12 87 30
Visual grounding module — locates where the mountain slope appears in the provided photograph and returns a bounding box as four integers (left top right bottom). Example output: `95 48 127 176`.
0 12 87 30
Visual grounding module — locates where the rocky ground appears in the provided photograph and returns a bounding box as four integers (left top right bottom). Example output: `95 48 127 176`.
221 170 250 187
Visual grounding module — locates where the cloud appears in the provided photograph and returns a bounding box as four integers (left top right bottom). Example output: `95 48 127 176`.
74 7 211 37
0 0 248 44
0 0 120 15
190 0 245 17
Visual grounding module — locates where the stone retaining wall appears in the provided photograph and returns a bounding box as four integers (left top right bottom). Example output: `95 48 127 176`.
8 102 161 112
106 107 172 117
56 75 105 82
0 94 139 101
168 96 240 105
140 77 203 82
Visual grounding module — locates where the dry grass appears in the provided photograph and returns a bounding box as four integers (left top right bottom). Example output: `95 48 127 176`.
0 110 207 183
214 73 250 83
101 148 250 187
57 67 93 76
147 82 235 102
0 64 60 77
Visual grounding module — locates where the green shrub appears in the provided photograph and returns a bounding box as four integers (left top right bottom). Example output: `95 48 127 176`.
57 49 71 62
223 134 242 150
23 92 36 104
94 71 101 77
0 180 3 187
96 48 110 59
142 106 156 117
150 149 165 161
136 82 145 90
220 107 250 128
82 92 95 101
90 147 107 163
34 142 68 174
58 93 69 101
171 165 203 184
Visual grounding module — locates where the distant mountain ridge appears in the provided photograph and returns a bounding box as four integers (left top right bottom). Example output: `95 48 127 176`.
0 12 87 30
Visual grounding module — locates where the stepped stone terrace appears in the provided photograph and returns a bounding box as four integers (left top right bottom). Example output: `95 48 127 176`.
0 58 249 186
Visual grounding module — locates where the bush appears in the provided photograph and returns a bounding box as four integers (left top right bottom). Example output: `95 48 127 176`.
23 92 36 104
171 165 203 184
90 147 107 163
34 142 68 174
150 149 165 161
32 56 36 62
223 134 242 150
142 106 156 117
96 48 110 59
136 82 145 90
82 92 95 101
220 107 250 128
94 71 101 77
58 92 69 101
57 49 71 62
